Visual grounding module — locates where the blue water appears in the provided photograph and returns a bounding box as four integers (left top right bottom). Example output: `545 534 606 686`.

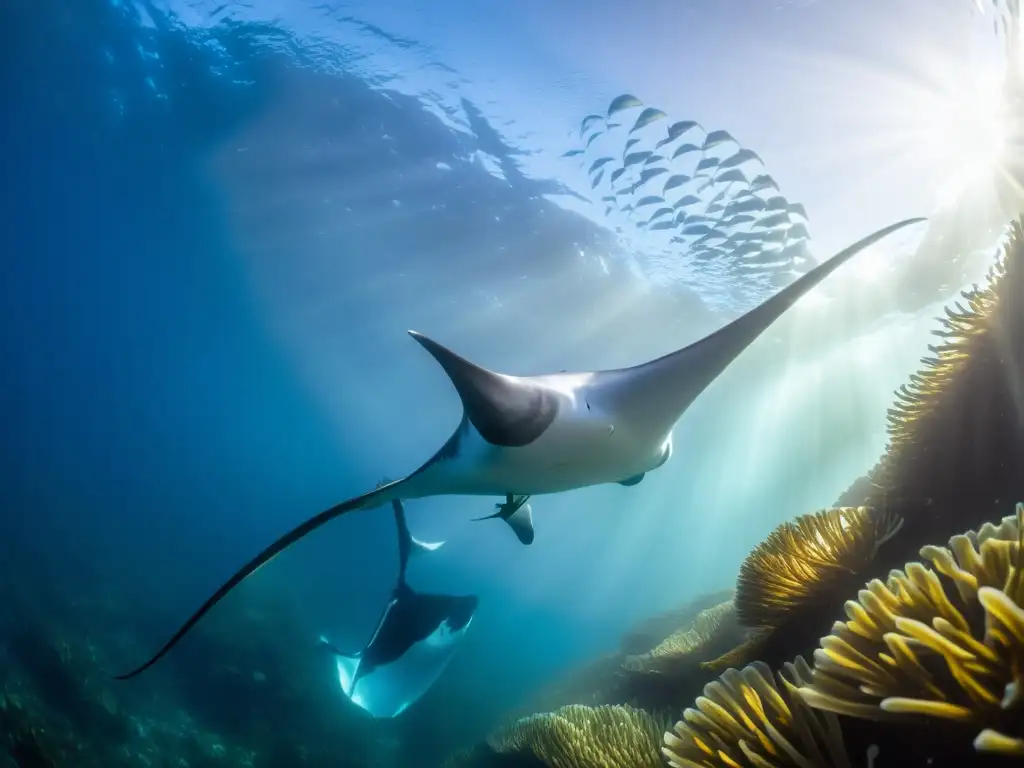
0 0 1015 765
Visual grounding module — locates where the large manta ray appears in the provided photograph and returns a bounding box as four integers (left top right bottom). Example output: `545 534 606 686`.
115 216 924 680
319 498 477 718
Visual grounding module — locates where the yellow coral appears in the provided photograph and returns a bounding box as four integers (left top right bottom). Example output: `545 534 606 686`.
487 704 669 768
662 657 852 767
735 507 903 630
796 504 1024 757
623 602 735 672
885 257 1002 457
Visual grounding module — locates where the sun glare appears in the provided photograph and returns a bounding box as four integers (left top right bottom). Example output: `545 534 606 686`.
926 68 1011 208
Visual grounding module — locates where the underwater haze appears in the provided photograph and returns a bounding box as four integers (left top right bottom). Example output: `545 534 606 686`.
1 0 1020 766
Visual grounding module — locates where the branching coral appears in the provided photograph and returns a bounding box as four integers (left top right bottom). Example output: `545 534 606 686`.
662 657 853 768
796 504 1024 757
487 703 669 768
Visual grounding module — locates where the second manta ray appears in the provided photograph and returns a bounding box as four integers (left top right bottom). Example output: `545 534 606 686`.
115 215 925 679
319 498 477 718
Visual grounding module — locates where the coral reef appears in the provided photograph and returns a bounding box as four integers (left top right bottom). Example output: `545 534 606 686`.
836 219 1024 572
662 657 853 768
796 505 1024 758
707 507 902 671
487 704 670 768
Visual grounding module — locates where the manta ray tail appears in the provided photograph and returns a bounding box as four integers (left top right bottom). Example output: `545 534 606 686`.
472 496 535 546
113 476 409 681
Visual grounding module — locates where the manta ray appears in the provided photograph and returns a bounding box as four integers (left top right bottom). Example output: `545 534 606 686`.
319 497 477 718
114 216 924 680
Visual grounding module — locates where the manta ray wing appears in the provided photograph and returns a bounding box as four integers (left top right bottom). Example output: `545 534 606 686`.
324 590 478 718
408 330 559 447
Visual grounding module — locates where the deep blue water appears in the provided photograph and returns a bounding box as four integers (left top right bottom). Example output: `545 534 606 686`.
1 0 1015 765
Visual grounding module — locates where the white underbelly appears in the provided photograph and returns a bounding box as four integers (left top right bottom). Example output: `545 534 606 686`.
428 407 673 496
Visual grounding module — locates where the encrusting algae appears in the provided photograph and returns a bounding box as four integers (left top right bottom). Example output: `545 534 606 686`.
796 504 1024 758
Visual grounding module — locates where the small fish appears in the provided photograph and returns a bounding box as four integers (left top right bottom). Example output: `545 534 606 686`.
635 195 665 207
673 194 701 209
649 220 676 231
610 167 628 185
706 203 725 214
682 223 713 236
562 149 584 157
671 143 701 160
702 130 735 150
655 120 702 148
750 174 779 193
590 170 605 189
721 214 756 227
694 157 720 174
647 206 674 223
758 211 791 228
786 202 809 220
763 196 788 212
623 138 641 155
725 197 766 215
629 107 668 133
643 154 666 165
608 94 643 116
787 222 811 241
585 132 603 148
638 167 668 186
662 174 691 193
580 114 604 137
588 157 615 174
718 148 763 169
715 169 748 185
624 151 652 167
733 242 762 257
761 211 790 230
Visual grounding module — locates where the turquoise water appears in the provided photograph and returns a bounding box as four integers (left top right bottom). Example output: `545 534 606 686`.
1 1 1020 766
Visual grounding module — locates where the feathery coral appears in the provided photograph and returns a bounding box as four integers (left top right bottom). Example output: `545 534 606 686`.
885 261 1002 458
796 504 1024 757
734 507 904 631
487 704 669 768
662 657 852 768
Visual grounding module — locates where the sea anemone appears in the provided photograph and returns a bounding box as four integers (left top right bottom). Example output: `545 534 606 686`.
662 657 853 768
705 507 902 670
796 504 1024 757
735 507 903 630
487 703 669 768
